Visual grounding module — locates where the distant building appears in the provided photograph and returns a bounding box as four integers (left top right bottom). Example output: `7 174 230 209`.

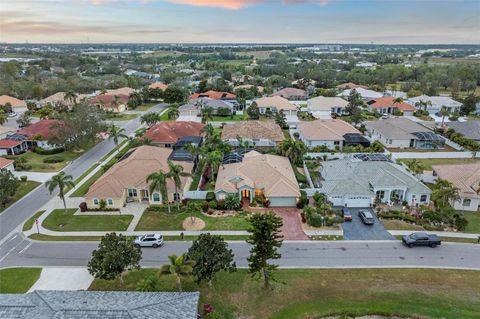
221 120 285 147
271 87 307 100
338 88 383 101
445 121 480 141
306 96 349 118
367 97 416 116
408 95 462 116
89 94 129 113
143 121 204 148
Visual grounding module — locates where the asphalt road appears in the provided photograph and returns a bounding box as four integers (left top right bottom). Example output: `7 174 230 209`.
1 236 479 270
0 104 167 244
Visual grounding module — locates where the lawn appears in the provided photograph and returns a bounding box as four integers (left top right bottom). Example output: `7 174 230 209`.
210 115 245 122
135 102 158 112
0 268 41 293
0 181 41 214
159 107 175 121
70 168 104 197
463 212 480 233
135 206 249 231
381 219 425 231
23 210 45 231
398 158 480 171
42 208 133 232
104 113 139 121
89 268 480 319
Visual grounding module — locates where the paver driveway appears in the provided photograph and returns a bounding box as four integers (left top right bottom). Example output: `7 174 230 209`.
273 208 309 240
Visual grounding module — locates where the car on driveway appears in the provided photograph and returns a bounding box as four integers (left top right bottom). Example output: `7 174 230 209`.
134 234 164 248
342 208 352 222
402 232 441 248
358 210 375 225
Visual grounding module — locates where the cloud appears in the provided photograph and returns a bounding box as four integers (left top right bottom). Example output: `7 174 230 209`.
169 0 331 10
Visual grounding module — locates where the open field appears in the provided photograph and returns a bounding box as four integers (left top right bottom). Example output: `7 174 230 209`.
0 181 41 214
398 158 480 171
0 268 41 293
42 209 133 232
89 268 480 319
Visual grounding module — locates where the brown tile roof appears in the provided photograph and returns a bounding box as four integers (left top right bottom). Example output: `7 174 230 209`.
221 120 284 143
369 97 415 112
432 163 480 199
39 92 89 106
0 157 14 169
143 121 205 144
0 140 23 148
148 82 168 90
215 151 300 198
89 94 129 108
298 119 360 141
105 87 135 96
0 95 26 108
17 119 62 140
336 83 368 90
86 145 193 199
190 90 236 100
271 88 306 99
254 96 296 111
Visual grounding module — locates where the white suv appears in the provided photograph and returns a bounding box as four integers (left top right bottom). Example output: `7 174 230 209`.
134 234 164 248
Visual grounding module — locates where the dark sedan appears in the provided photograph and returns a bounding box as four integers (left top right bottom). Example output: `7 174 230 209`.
358 210 375 225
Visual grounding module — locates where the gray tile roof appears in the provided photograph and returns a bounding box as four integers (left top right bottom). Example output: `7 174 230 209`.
0 291 199 319
446 121 480 140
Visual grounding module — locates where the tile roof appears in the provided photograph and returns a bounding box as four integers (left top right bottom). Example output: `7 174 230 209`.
298 119 360 141
144 121 205 144
89 94 129 108
0 140 23 148
336 83 368 90
271 87 306 99
191 97 234 110
432 163 480 199
365 117 431 140
254 96 296 111
307 96 348 111
0 157 14 169
105 87 136 96
338 88 383 99
39 92 89 106
190 90 236 100
0 290 199 319
215 151 300 198
148 82 168 90
445 121 480 140
221 120 285 142
369 97 415 112
0 95 26 108
86 145 193 199
17 119 62 140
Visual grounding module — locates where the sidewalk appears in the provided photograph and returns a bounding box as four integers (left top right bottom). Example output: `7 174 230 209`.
25 228 249 237
28 268 93 291
388 230 480 239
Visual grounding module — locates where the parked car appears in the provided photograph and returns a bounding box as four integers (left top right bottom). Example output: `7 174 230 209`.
134 234 164 248
402 232 441 248
342 208 352 222
381 113 390 119
358 210 375 225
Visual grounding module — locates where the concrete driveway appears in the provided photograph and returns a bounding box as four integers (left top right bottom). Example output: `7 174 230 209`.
342 208 394 240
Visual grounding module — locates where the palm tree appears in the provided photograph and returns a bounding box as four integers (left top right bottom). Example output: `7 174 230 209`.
112 95 121 112
405 159 424 177
147 170 171 213
432 179 460 208
159 254 194 292
439 106 449 127
201 123 215 140
107 124 127 146
201 106 214 123
167 160 190 210
201 150 223 181
168 107 179 120
64 91 78 105
0 110 7 125
277 138 307 165
45 172 75 214
140 112 160 127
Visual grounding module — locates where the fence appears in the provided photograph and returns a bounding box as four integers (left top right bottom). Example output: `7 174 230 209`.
183 191 208 200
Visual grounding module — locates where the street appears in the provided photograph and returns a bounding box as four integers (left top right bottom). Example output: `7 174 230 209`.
0 104 167 244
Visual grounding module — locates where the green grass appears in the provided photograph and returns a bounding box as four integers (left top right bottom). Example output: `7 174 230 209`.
463 212 480 233
189 166 203 191
294 167 307 184
135 102 157 112
105 113 139 121
89 268 480 319
381 219 425 231
0 268 41 293
0 181 41 214
42 209 133 232
210 115 245 122
135 206 249 231
398 158 480 171
70 168 105 197
159 107 175 121
23 210 45 231
28 234 249 241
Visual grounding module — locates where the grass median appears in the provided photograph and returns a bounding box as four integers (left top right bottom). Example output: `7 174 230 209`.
0 181 41 214
0 268 41 293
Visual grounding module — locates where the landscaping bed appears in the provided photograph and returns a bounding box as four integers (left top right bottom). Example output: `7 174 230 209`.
89 268 480 319
42 208 133 232
0 268 41 293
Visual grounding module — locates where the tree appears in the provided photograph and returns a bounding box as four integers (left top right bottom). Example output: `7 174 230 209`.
88 232 142 284
163 87 186 104
136 276 158 292
1 102 13 114
107 124 127 146
277 138 307 165
201 106 214 123
247 103 260 119
247 212 283 289
168 107 179 120
147 170 171 213
16 112 31 128
159 254 194 292
275 110 287 129
45 172 75 214
345 89 364 125
201 150 223 181
140 112 160 127
37 104 54 119
167 160 189 210
187 234 236 287
405 159 424 177
224 194 242 210
439 106 450 127
461 94 477 115
0 169 19 208
0 110 7 125
432 179 460 208
64 91 78 105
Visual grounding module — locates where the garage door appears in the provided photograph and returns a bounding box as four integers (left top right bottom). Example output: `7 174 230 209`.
344 196 372 208
270 197 297 207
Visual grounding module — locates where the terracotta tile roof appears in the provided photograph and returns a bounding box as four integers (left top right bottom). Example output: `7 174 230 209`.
215 151 300 198
0 157 14 169
270 88 306 99
17 119 62 140
105 87 135 96
143 121 205 144
254 96 296 111
0 140 23 148
336 83 368 90
148 82 168 90
86 145 193 199
432 163 480 199
89 94 129 108
221 120 284 143
190 90 236 100
369 97 415 112
298 119 360 141
0 95 26 108
39 92 89 106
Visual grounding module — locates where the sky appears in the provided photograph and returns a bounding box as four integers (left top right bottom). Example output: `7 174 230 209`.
1 0 479 44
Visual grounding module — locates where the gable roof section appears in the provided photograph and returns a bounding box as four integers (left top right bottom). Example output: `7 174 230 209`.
336 83 368 90
0 95 26 108
365 117 431 140
148 82 168 90
144 121 205 144
106 87 135 96
221 120 285 142
369 97 415 112
445 121 480 140
89 94 129 108
298 119 360 141
254 96 296 111
432 163 480 199
0 157 14 169
271 87 306 99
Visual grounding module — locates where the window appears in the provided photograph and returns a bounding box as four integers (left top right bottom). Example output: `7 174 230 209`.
334 141 340 146
463 198 472 207
152 192 161 202
93 198 99 205
128 188 137 197
165 144 172 148
420 195 427 202
173 193 181 201
107 198 113 206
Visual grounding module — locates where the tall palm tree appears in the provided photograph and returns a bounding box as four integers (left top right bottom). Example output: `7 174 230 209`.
405 159 424 177
432 179 460 208
107 124 127 146
64 91 78 105
147 170 171 213
439 106 449 127
0 110 7 125
277 138 307 165
167 160 190 210
168 107 179 120
201 106 214 123
201 150 223 181
159 254 194 292
45 172 75 214
201 123 215 140
140 112 160 127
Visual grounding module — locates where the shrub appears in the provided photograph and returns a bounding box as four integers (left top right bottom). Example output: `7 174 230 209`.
201 201 209 212
20 176 28 182
217 199 225 210
99 199 107 210
208 201 217 210
206 192 216 202
454 215 468 231
34 147 64 155
43 156 64 163
263 199 270 208
224 194 242 211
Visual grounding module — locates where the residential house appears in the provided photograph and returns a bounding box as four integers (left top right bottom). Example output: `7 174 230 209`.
215 150 301 207
338 88 383 101
367 97 416 116
408 95 462 115
221 120 285 147
148 82 168 91
89 94 129 113
4 119 62 151
444 121 480 141
254 96 297 116
306 96 348 118
0 290 200 319
0 126 15 139
86 145 194 209
271 87 307 100
38 92 89 108
143 121 204 148
320 159 432 207
0 157 14 172
190 90 236 101
366 117 445 149
233 84 264 93
105 87 136 96
297 119 369 149
191 97 235 114
0 94 27 111
432 163 480 212
0 140 27 155
336 83 368 90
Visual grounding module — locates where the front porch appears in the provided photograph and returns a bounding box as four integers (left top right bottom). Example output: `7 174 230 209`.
375 188 407 205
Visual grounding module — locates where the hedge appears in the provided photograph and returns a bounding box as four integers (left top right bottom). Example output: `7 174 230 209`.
34 147 64 155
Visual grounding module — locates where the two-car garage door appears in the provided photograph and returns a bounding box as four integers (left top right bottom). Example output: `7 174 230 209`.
269 197 297 207
329 196 373 208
